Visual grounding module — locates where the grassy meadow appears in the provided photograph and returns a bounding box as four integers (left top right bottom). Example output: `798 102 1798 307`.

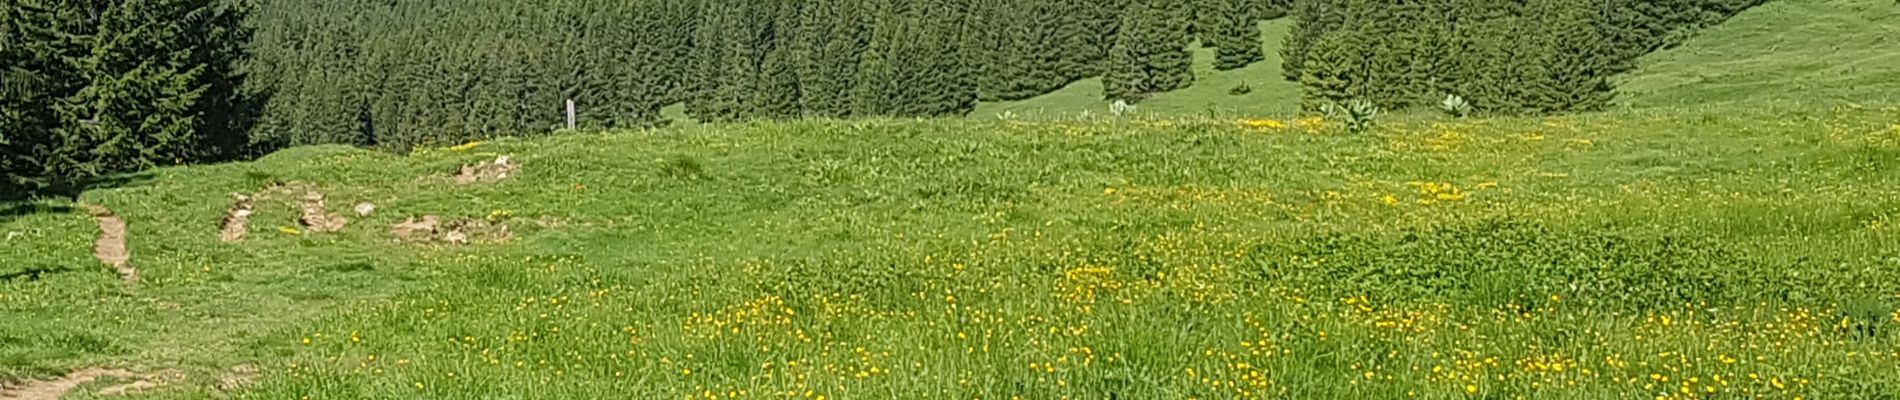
8 0 1900 398
5 105 1900 399
1618 0 1900 109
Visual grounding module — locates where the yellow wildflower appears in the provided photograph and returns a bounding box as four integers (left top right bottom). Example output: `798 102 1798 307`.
1241 119 1287 130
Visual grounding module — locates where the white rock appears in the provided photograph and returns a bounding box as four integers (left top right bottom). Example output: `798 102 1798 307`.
354 202 376 217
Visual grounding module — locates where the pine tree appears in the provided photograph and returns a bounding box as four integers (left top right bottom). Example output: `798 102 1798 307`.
1148 0 1195 92
4 0 256 191
1527 0 1614 113
1103 0 1194 101
919 0 977 116
1103 16 1145 102
795 0 868 117
686 0 755 122
1208 0 1265 71
853 0 902 116
1298 27 1360 111
753 0 804 119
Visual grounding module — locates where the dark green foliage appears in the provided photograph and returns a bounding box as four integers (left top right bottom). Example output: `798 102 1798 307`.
1103 0 1195 102
6 0 1782 182
1285 0 1767 115
851 0 978 117
1258 220 1886 309
2 0 256 193
1280 0 1346 81
251 0 695 151
1204 0 1266 71
793 0 870 118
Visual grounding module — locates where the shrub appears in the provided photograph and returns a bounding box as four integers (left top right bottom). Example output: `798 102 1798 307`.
1229 83 1254 96
659 155 707 180
1320 100 1379 133
1440 94 1472 118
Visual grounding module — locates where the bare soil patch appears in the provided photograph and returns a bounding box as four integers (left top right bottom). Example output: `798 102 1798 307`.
83 204 137 286
221 182 352 241
392 215 513 245
0 368 145 400
452 155 519 184
219 194 254 242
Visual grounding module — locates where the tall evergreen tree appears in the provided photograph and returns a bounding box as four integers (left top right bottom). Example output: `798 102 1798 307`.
794 0 868 117
1207 0 1266 71
1528 0 1614 112
4 0 256 192
1103 0 1194 101
753 0 804 119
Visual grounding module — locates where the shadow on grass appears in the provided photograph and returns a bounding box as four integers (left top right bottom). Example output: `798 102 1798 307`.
0 172 154 225
0 265 78 282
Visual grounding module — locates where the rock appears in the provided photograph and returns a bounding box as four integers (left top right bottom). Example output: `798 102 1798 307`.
391 215 441 242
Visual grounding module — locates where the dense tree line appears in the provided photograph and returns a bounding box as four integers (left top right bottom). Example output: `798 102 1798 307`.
1287 0 1770 114
6 0 1771 194
2 0 254 194
246 0 1278 151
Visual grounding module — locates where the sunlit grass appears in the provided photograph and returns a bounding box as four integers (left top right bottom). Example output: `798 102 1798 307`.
4 106 1900 398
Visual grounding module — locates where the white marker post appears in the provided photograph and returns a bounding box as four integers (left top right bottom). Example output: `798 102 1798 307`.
565 99 577 130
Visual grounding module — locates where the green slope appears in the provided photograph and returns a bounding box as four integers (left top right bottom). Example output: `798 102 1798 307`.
6 108 1900 398
973 19 1301 119
1619 0 1900 108
662 19 1300 125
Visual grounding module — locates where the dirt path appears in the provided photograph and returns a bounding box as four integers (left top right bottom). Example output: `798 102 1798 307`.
0 368 141 400
83 204 137 286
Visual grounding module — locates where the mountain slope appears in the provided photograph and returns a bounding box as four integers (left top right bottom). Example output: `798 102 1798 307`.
1618 0 1900 108
972 19 1302 118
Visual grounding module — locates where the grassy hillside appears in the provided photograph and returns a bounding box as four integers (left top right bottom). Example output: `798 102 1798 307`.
1619 0 1900 108
5 107 1900 398
972 20 1302 119
663 20 1302 125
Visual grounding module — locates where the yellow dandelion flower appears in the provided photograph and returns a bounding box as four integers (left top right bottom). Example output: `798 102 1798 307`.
1241 119 1287 130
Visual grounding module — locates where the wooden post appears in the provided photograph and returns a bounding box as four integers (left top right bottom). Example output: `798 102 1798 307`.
565 99 576 130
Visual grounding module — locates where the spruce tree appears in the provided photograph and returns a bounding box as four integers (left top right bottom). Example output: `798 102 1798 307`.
1103 0 1194 102
686 0 754 122
4 0 256 191
1208 0 1265 71
1298 28 1359 111
795 0 868 117
1281 0 1344 81
1528 0 1614 113
853 0 902 116
1148 0 1195 92
754 0 804 119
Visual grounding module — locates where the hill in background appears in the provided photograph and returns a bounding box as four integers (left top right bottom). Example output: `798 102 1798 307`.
1619 0 1900 108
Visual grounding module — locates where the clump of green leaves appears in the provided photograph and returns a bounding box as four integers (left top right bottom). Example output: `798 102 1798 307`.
1441 94 1472 118
1320 100 1379 133
1229 82 1254 96
659 155 707 180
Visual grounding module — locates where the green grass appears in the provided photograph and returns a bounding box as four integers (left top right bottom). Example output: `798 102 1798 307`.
661 19 1301 126
972 20 1302 120
1619 0 1900 109
5 105 1900 398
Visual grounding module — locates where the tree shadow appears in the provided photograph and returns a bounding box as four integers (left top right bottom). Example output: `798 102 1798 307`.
0 172 154 225
0 265 78 282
